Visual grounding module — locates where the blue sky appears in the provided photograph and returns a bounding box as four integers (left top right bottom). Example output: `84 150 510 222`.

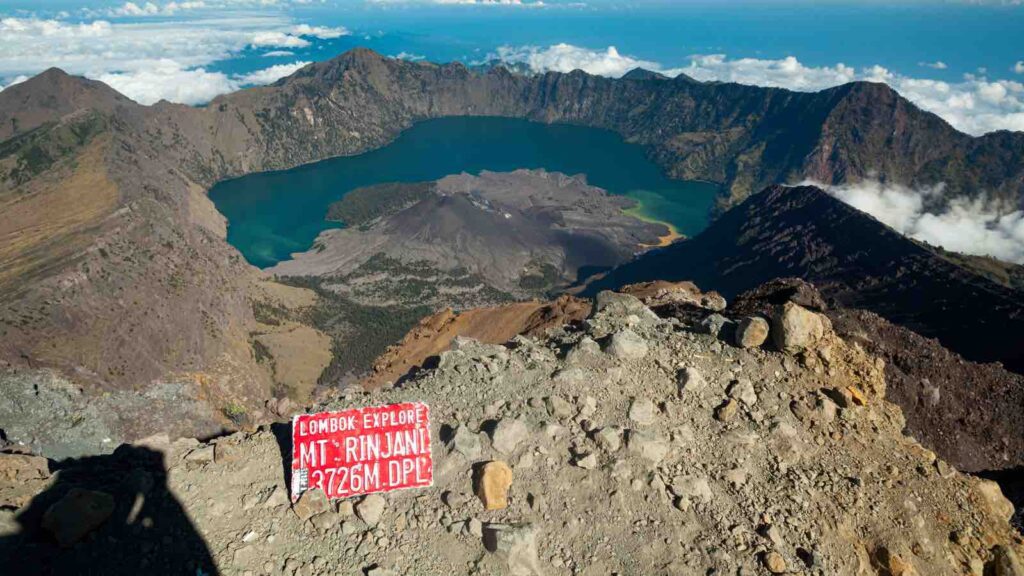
1 0 1023 135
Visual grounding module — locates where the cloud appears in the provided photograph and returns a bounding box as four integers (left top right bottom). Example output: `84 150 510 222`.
90 59 310 105
262 50 295 57
494 44 656 77
234 60 309 84
1015 61 1024 74
0 15 344 104
811 180 1024 264
493 44 1024 135
250 31 309 48
95 60 237 104
919 60 948 70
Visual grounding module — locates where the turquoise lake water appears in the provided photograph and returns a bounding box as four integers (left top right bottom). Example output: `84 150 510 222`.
208 117 719 268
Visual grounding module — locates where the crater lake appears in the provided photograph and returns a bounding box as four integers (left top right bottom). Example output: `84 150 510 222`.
209 117 720 268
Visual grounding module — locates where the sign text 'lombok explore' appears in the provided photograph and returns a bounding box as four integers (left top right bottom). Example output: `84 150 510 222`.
291 402 433 500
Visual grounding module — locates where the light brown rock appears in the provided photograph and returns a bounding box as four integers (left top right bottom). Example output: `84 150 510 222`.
771 302 829 354
476 460 514 510
735 316 769 348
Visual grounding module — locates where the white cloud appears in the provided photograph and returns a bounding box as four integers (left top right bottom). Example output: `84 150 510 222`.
262 50 295 57
393 52 425 61
234 60 309 84
88 59 311 105
811 180 1024 264
493 44 1024 135
250 31 309 48
1015 61 1024 74
494 44 656 78
919 60 948 70
0 15 345 104
96 60 237 104
290 24 348 39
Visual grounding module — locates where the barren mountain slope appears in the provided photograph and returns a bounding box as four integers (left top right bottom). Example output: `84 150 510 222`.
2 290 1022 575
587 185 1024 374
3 49 1024 457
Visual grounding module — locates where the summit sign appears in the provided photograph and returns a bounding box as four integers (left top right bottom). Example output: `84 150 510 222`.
291 402 433 500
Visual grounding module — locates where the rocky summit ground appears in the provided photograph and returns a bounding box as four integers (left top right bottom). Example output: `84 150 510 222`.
2 288 1022 575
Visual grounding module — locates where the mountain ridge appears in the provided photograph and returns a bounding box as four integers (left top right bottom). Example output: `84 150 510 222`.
2 48 1024 455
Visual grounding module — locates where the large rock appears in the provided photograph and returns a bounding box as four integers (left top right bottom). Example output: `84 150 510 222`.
491 418 530 454
628 398 657 426
989 545 1024 576
476 460 514 510
41 488 115 547
735 317 769 348
356 493 387 525
447 425 483 459
771 302 829 354
483 523 544 576
592 291 657 321
604 329 649 359
0 452 50 509
626 430 670 464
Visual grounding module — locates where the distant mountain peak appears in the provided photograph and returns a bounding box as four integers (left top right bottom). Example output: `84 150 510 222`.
622 68 668 81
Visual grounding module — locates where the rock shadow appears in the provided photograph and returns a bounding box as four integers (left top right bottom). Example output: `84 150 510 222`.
0 445 218 575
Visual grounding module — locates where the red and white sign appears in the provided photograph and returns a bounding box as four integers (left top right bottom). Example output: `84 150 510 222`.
291 402 433 501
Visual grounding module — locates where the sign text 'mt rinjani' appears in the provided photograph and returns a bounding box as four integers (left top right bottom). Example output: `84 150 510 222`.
291 402 433 501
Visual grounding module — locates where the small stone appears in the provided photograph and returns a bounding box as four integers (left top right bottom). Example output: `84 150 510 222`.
356 494 387 525
293 488 330 522
491 419 530 454
545 396 573 419
626 430 670 464
366 567 397 576
574 453 598 470
467 517 484 538
699 313 730 338
677 366 706 395
264 484 289 508
593 426 623 452
714 399 740 422
735 316 769 348
762 551 787 574
337 499 354 517
482 523 544 576
605 329 649 359
566 337 601 363
727 379 757 407
41 488 115 547
311 511 339 532
476 460 514 511
628 398 657 426
670 475 713 501
577 396 598 419
448 425 483 459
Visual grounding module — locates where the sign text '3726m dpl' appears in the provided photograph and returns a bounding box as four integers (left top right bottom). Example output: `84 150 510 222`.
291 402 433 500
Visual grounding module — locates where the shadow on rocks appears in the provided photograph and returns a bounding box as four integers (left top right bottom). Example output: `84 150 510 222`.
0 445 218 575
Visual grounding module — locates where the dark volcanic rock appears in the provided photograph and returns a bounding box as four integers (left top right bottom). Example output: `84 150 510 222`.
588 185 1024 374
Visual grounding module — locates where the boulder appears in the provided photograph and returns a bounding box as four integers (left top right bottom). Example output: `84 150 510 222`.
447 425 483 459
476 460 514 510
491 418 530 454
735 317 769 348
626 430 670 464
605 329 649 359
627 398 657 426
482 523 544 576
41 488 115 547
593 426 623 452
771 302 829 354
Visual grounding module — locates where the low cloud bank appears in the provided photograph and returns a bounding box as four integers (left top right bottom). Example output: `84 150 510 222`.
0 16 344 104
808 180 1024 264
493 44 1024 136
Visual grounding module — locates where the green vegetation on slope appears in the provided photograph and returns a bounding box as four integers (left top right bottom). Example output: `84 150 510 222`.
325 181 434 227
